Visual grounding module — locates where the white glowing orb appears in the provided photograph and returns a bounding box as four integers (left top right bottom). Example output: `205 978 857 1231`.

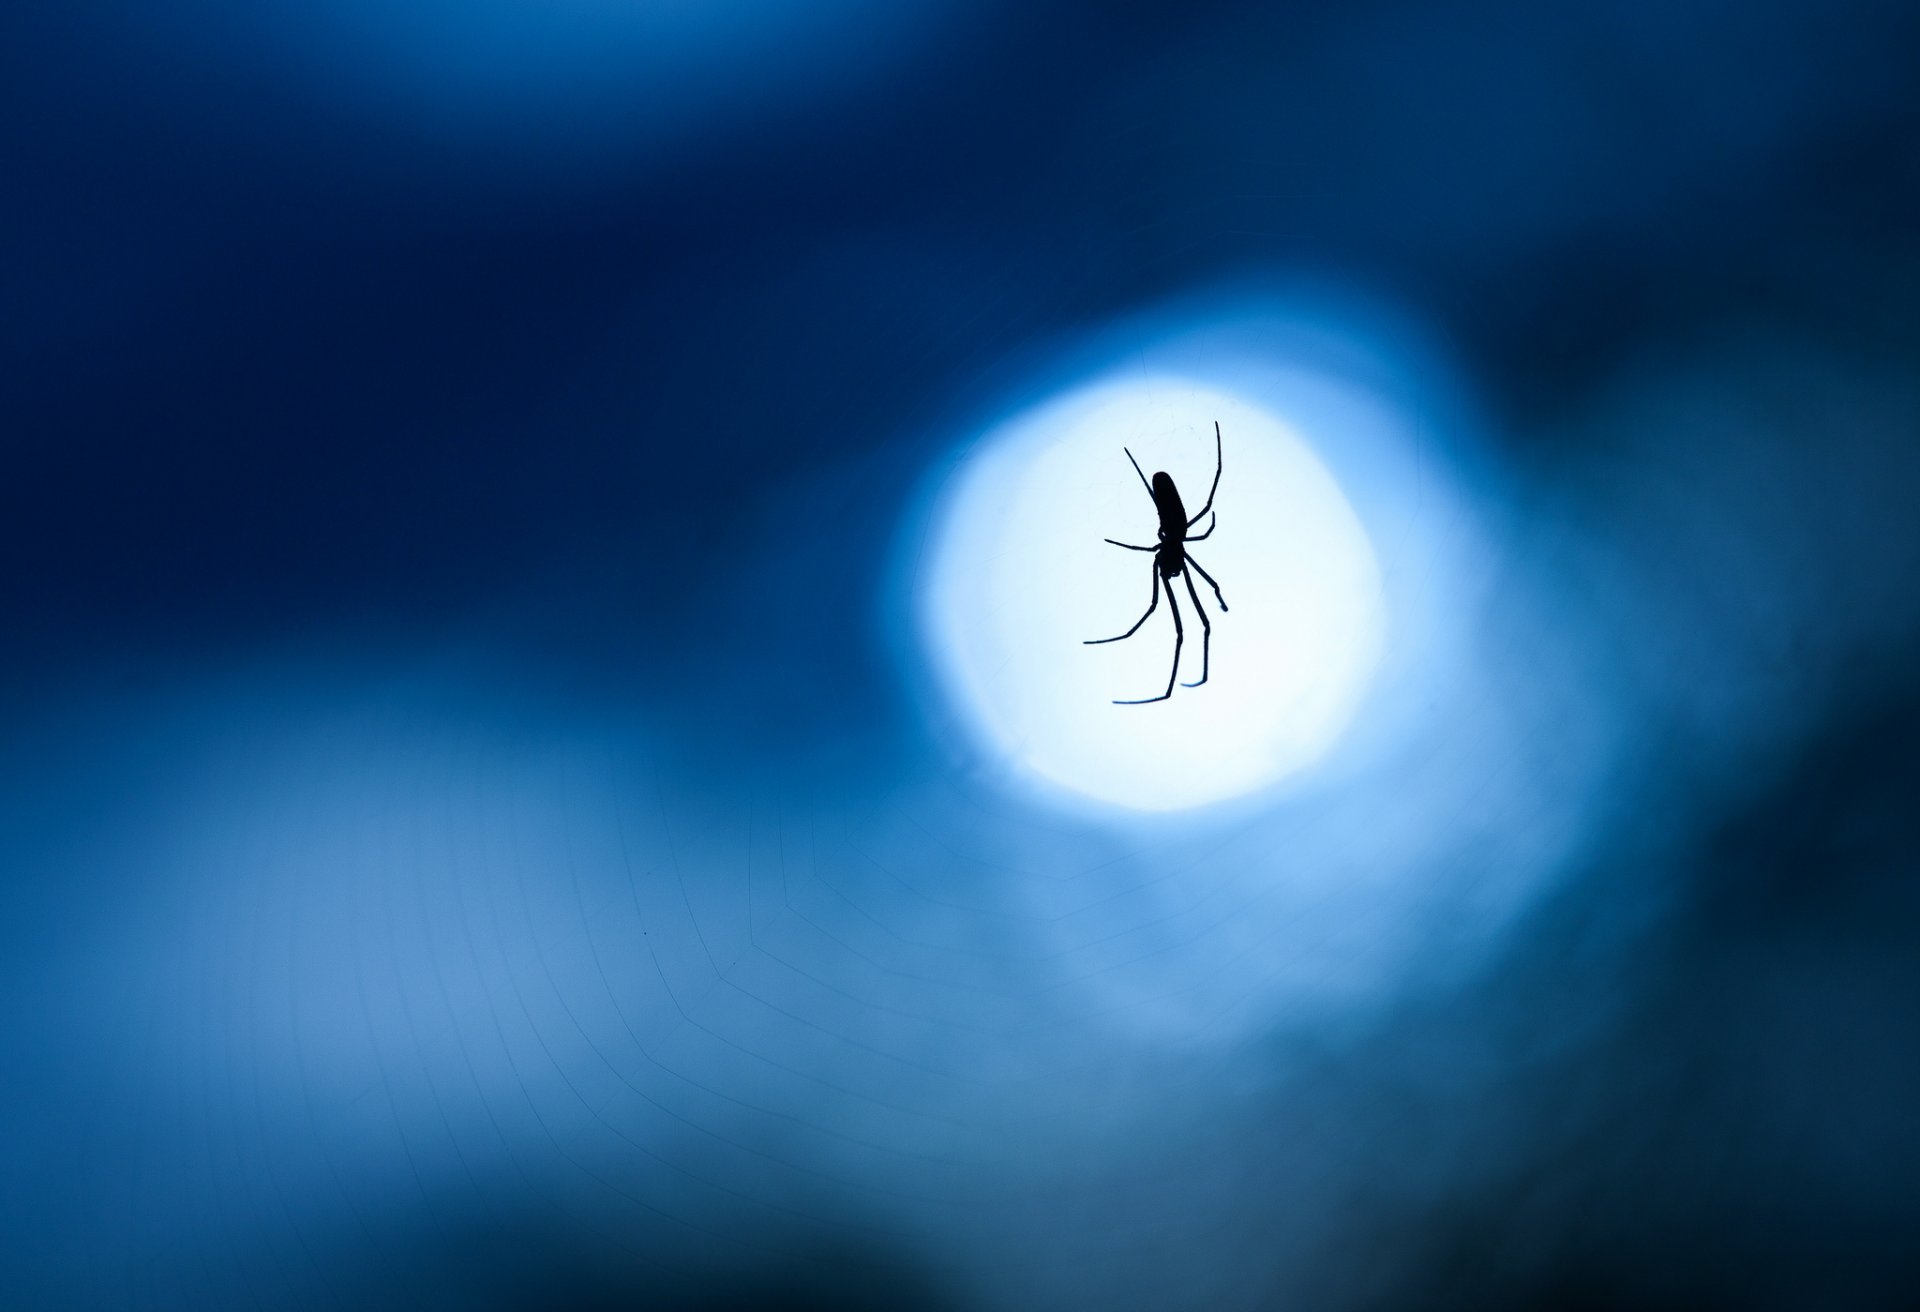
922 378 1387 812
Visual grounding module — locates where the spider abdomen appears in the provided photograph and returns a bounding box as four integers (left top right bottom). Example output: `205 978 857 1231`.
1150 471 1188 540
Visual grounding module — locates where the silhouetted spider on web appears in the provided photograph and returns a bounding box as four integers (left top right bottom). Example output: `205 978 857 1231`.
1085 422 1230 704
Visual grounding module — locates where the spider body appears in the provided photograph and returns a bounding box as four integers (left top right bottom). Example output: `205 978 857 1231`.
1085 424 1230 704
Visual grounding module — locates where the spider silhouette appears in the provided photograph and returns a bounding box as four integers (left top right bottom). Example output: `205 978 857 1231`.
1085 422 1230 704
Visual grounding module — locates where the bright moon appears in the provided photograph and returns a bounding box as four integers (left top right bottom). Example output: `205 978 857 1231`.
921 377 1387 812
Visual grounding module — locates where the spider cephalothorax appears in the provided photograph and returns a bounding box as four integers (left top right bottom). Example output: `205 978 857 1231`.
1084 423 1229 704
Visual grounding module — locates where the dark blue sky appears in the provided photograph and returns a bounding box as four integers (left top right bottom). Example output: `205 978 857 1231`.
5 2 1920 1308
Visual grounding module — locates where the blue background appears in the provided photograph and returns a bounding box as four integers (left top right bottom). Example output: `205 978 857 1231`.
5 1 1920 1308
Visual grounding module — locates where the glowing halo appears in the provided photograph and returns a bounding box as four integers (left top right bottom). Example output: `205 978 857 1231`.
905 291 1489 815
918 377 1383 811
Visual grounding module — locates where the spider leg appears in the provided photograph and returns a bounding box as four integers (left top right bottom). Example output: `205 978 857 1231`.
1184 549 1228 612
1182 513 1216 542
1116 582 1183 703
1179 568 1211 687
1185 421 1224 526
1085 565 1161 644
1123 447 1156 502
1103 538 1156 551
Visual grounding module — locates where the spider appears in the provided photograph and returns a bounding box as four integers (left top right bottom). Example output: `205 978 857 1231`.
1084 422 1230 704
